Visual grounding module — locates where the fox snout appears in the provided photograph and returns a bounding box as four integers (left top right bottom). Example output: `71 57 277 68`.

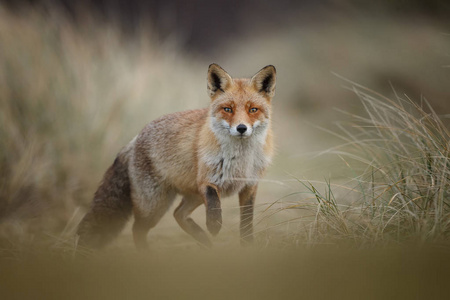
236 124 247 134
230 123 254 138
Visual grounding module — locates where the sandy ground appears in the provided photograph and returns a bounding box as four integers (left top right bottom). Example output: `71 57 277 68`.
1 245 449 300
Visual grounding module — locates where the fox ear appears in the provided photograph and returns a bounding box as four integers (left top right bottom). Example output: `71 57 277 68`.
207 63 232 98
251 65 276 98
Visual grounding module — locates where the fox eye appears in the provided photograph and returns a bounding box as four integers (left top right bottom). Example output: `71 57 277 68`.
224 107 232 113
249 108 258 113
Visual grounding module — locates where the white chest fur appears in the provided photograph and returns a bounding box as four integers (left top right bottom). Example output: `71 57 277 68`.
203 136 270 196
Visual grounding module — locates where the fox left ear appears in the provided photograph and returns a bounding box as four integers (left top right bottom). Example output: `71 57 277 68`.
251 65 276 98
207 63 233 98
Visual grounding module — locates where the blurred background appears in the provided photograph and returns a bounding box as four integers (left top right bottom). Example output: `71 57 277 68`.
1 0 450 250
2 1 450 298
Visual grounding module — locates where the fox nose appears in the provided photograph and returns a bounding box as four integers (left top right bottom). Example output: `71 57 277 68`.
236 124 247 134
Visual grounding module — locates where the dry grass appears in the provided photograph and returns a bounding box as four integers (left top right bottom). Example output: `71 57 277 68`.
0 6 206 251
276 81 450 247
1 6 450 299
0 5 449 257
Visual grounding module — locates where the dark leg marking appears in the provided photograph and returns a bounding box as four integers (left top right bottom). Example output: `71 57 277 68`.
205 186 222 236
239 186 257 245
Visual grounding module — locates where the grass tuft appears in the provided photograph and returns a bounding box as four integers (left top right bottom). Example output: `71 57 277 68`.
280 82 450 247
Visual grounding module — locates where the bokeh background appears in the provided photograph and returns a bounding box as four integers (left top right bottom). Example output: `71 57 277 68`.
1 1 450 298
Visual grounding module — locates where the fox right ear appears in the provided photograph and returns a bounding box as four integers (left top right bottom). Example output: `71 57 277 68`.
207 63 232 98
251 65 276 98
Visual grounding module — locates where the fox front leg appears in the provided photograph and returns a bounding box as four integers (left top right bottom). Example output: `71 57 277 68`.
204 185 222 236
239 185 257 245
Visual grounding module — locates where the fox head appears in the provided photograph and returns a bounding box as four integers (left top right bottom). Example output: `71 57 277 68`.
207 64 276 140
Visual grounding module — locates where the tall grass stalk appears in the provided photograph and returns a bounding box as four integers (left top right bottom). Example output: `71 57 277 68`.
284 83 450 247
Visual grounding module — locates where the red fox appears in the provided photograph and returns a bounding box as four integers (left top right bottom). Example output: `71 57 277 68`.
77 64 276 249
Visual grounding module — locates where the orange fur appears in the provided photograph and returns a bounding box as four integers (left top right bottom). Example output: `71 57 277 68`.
77 64 276 248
